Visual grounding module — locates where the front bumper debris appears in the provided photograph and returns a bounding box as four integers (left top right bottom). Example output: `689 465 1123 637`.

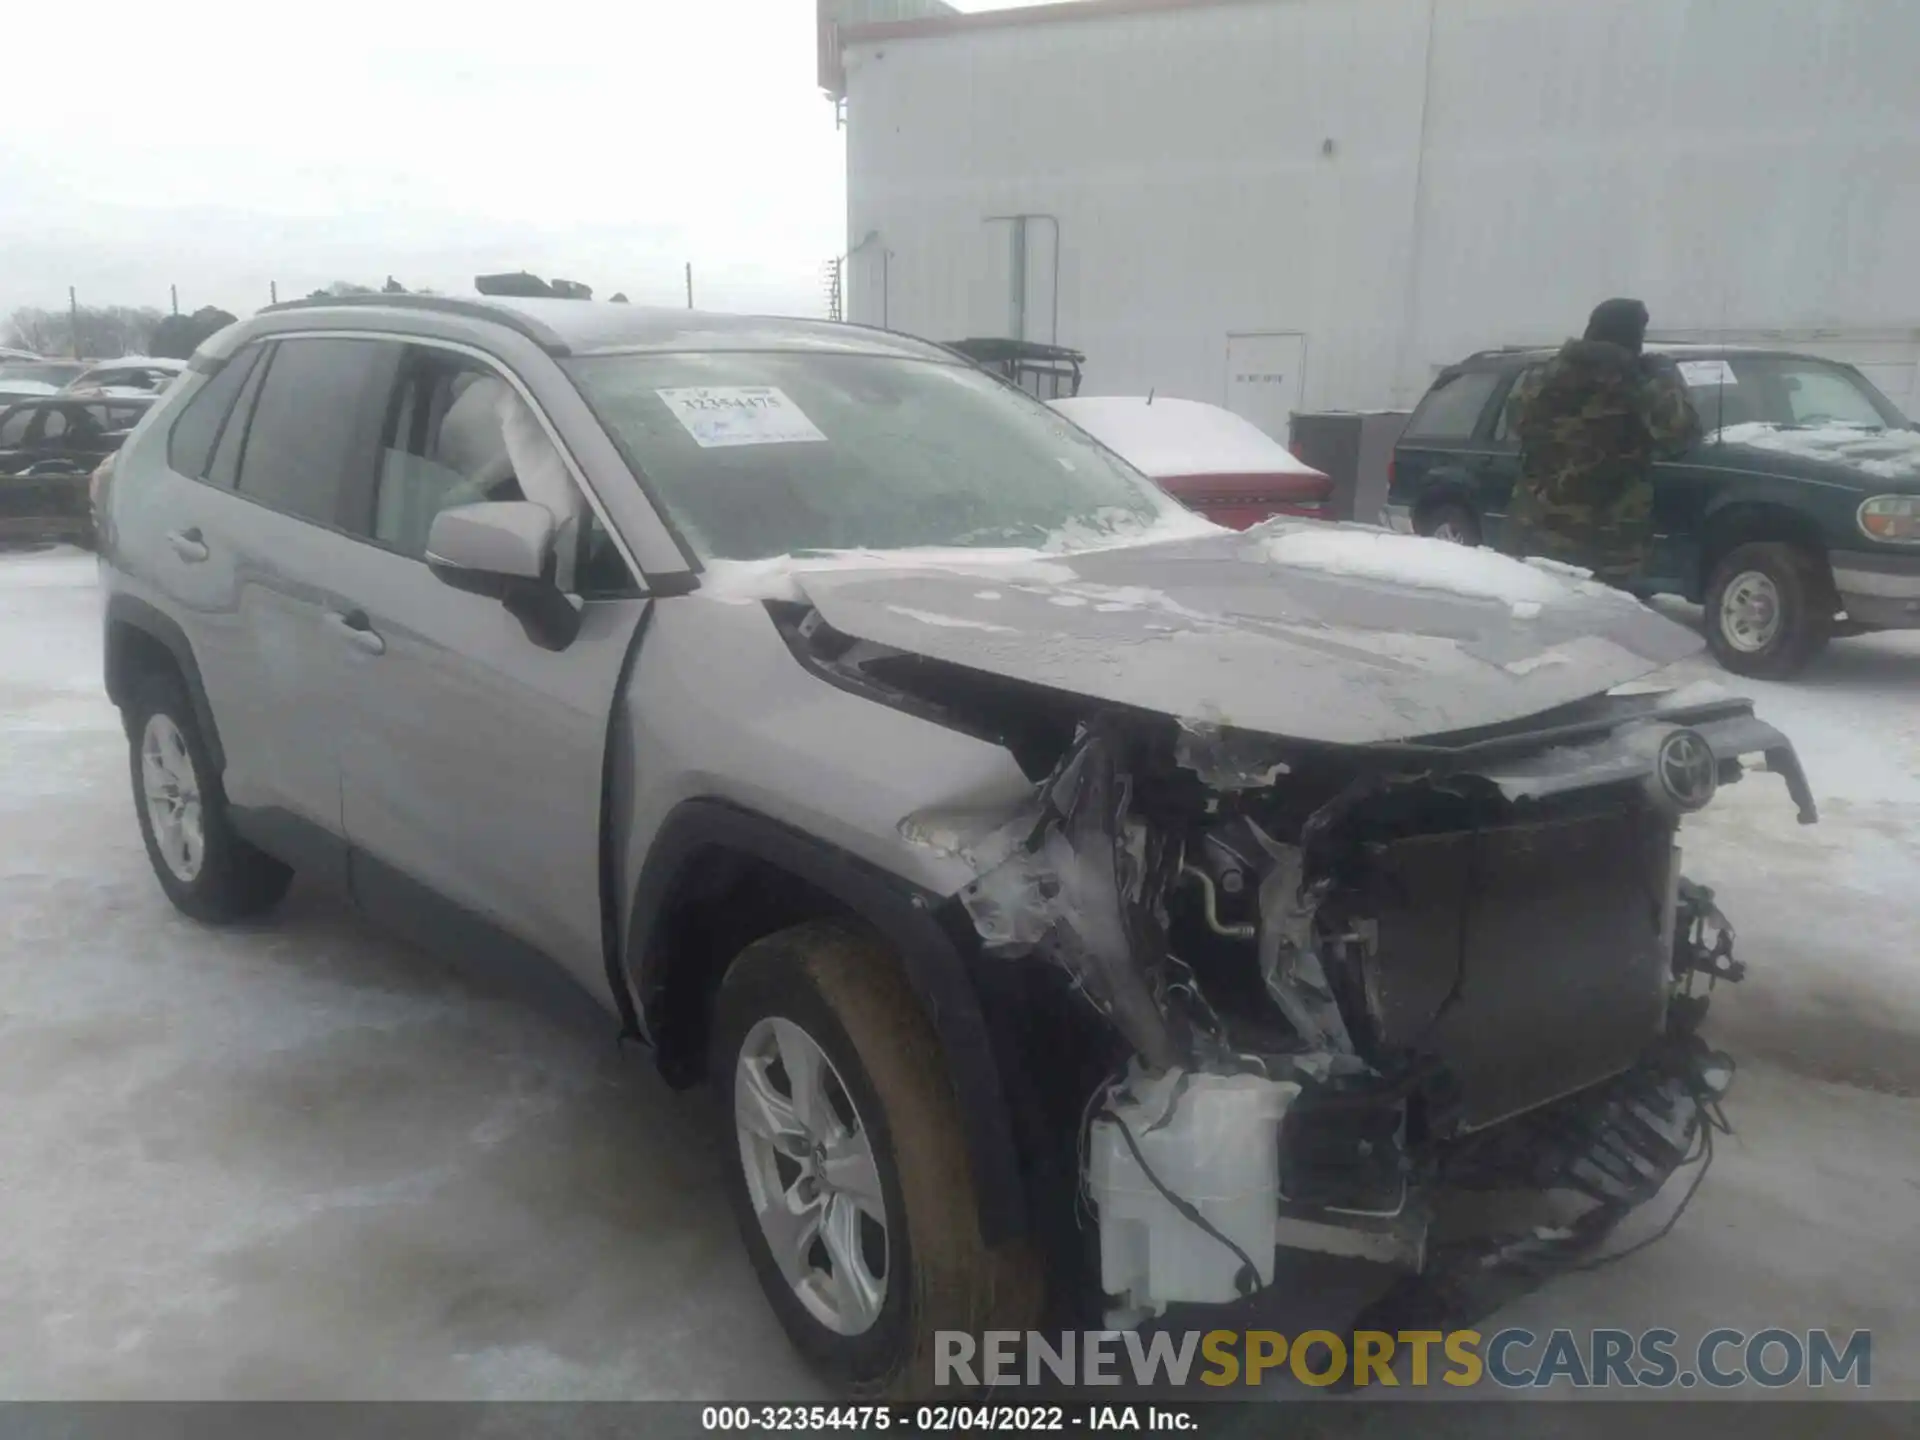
1469 701 1817 824
930 668 1799 1326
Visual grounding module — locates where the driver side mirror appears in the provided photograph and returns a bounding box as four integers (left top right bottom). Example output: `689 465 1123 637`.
425 500 582 651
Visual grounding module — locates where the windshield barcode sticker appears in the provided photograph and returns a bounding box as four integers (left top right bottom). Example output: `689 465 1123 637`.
655 386 828 448
1677 359 1739 388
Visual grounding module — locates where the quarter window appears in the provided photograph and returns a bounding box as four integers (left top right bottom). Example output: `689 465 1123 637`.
1403 370 1503 442
166 346 264 479
206 346 273 490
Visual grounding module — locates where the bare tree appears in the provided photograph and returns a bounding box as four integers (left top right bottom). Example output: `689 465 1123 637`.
5 304 165 358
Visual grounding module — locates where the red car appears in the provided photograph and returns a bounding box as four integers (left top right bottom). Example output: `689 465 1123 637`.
1051 394 1333 528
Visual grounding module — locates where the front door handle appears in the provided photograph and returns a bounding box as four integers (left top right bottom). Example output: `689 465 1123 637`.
165 527 208 563
326 609 386 656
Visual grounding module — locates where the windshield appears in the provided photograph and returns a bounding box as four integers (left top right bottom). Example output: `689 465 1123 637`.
1686 354 1905 432
563 351 1194 562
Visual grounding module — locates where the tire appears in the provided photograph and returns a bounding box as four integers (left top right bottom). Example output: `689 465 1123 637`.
1421 500 1482 547
126 670 293 923
1704 541 1833 679
712 921 1040 1399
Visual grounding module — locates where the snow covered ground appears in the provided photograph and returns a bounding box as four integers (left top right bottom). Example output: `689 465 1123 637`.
1 546 1916 1407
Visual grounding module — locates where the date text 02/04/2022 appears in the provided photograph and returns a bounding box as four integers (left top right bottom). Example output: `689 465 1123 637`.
699 1404 1197 1432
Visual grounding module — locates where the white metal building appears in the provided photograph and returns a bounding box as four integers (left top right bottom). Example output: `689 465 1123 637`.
821 0 1920 433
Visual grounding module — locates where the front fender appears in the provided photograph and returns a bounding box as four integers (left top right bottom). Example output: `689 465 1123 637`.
623 797 1028 1244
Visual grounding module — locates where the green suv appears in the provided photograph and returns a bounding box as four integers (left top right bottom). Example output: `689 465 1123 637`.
1386 346 1920 677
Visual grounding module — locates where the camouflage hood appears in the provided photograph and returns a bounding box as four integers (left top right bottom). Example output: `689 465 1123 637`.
1534 339 1650 417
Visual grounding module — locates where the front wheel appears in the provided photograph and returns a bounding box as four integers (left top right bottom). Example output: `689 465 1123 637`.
713 922 1039 1398
1704 542 1832 679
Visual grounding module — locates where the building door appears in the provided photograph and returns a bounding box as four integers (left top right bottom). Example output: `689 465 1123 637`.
1226 332 1307 442
978 215 1060 343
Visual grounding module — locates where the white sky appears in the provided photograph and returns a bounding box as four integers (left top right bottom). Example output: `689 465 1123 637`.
0 0 1062 324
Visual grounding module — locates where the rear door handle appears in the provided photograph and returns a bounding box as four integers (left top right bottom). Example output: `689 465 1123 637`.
326 609 386 656
165 528 208 563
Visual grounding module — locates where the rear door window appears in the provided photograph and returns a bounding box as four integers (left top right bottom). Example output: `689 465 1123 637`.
0 407 36 446
234 338 397 527
1403 369 1503 443
167 346 264 478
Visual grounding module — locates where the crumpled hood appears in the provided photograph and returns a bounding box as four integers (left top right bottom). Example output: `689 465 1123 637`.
784 523 1706 744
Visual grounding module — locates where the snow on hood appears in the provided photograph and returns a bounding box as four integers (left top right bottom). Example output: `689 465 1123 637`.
764 522 1705 745
696 507 1226 605
1259 526 1614 617
1718 422 1920 482
1050 396 1327 479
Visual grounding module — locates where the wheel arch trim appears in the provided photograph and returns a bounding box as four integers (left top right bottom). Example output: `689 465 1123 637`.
622 797 1028 1243
103 592 226 774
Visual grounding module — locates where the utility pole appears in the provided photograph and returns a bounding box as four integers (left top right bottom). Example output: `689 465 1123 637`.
170 284 179 316
69 286 81 359
270 281 279 305
685 262 694 310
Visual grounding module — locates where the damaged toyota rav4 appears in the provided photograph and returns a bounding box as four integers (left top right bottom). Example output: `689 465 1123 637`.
98 298 1816 1399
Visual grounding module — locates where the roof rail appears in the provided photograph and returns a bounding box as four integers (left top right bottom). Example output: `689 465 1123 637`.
258 293 572 354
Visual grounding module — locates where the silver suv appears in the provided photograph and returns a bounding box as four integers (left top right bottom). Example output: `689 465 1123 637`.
98 296 1814 1398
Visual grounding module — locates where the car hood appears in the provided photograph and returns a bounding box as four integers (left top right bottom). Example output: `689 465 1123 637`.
781 523 1705 745
1713 423 1920 489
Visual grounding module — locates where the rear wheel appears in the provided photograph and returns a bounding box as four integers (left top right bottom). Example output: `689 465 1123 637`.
1704 542 1832 679
713 921 1040 1398
1422 500 1482 546
127 671 293 922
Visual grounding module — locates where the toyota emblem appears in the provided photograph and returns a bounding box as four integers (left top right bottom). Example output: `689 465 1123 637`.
1655 729 1719 811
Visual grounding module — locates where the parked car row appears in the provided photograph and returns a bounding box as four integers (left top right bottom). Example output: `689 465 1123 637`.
0 355 184 403
1 396 155 475
0 393 158 547
0 357 179 545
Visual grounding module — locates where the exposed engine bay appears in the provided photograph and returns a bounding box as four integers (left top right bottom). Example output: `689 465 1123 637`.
767 549 1817 1327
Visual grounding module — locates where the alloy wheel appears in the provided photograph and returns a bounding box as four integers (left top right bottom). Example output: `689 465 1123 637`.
140 713 204 882
734 1016 890 1336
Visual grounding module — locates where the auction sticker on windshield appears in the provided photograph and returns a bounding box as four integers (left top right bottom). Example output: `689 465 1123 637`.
656 386 828 448
1678 359 1739 388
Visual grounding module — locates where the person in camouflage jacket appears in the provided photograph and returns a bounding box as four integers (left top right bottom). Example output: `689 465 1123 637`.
1501 299 1702 587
